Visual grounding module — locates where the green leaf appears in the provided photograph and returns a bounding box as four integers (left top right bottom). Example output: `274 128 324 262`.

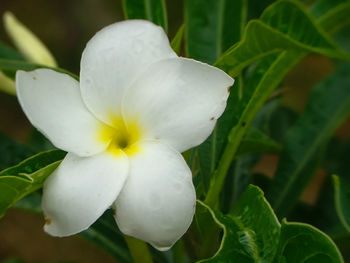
216 0 348 77
198 185 281 262
0 41 24 60
273 220 344 263
81 210 168 263
198 78 243 192
197 185 343 262
235 127 282 159
81 210 133 263
185 0 246 64
267 62 350 217
205 0 350 207
317 2 350 34
222 155 259 213
196 0 247 192
333 175 350 233
0 58 79 80
0 150 65 218
122 0 168 32
170 24 184 55
310 0 349 18
205 50 303 207
0 133 34 170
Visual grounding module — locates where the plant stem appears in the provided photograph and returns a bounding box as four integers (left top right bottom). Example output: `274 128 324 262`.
205 51 304 208
124 235 154 263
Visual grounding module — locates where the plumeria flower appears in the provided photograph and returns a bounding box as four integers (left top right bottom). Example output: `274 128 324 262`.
16 20 234 250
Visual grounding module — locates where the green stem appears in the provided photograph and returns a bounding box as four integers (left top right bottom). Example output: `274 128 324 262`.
124 235 154 263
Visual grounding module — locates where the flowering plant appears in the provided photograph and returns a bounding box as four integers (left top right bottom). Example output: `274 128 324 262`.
0 0 350 262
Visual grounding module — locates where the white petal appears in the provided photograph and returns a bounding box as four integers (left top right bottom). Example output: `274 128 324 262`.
114 141 196 250
122 57 234 153
80 20 177 125
43 152 128 237
16 69 108 156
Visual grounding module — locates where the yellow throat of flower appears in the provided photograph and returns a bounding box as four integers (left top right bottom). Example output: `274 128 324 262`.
99 116 141 156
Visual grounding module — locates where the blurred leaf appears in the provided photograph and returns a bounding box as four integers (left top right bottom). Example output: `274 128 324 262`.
235 127 282 159
13 190 42 213
0 71 15 95
170 24 184 55
0 42 23 95
0 133 34 170
222 155 259 213
317 2 350 34
0 150 65 218
185 0 246 64
333 175 350 233
325 139 350 181
273 220 344 263
246 0 274 20
216 0 348 77
267 62 350 218
198 185 280 262
122 0 168 32
310 0 350 18
267 105 299 143
0 58 78 80
0 41 24 60
81 210 133 263
81 209 168 263
3 12 57 67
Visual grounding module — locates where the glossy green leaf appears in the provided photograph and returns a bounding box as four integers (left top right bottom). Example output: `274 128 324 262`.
0 150 65 218
197 185 343 262
198 185 281 262
170 24 184 55
0 58 79 80
333 175 350 233
185 0 245 64
273 220 344 263
122 0 168 32
267 62 350 218
216 0 348 77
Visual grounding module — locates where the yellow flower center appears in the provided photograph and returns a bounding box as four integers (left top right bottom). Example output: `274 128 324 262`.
98 116 141 156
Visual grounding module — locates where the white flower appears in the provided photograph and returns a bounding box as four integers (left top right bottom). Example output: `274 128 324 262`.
15 20 234 250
